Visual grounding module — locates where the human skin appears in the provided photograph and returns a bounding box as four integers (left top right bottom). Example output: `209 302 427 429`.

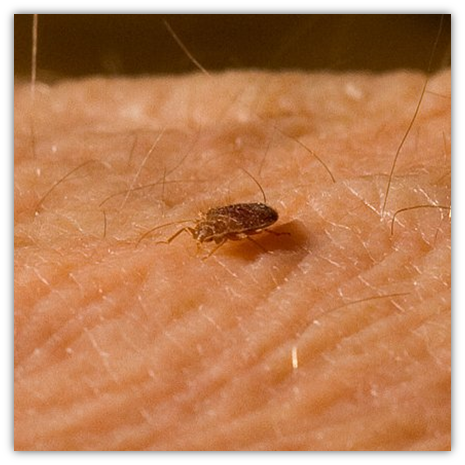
14 69 450 450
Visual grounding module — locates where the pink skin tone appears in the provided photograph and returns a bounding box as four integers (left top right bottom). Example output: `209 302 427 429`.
14 69 450 450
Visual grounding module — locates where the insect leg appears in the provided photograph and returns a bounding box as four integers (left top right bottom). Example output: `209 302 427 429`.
202 239 227 260
158 226 194 245
265 229 290 236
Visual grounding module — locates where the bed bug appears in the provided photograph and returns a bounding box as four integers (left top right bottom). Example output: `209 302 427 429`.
137 170 285 258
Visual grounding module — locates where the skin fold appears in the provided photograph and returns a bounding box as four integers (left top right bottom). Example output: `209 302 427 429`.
14 69 450 450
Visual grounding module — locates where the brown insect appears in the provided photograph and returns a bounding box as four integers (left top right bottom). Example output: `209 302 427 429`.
137 170 285 258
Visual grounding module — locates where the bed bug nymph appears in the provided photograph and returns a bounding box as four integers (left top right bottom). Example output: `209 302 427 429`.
137 170 285 258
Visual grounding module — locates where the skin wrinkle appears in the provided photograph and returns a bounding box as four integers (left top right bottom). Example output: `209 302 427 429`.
14 69 450 450
18 250 149 371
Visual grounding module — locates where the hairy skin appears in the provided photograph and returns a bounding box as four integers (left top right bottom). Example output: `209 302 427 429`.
14 70 450 451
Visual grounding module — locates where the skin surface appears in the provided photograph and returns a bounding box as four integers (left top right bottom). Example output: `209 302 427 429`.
14 69 450 450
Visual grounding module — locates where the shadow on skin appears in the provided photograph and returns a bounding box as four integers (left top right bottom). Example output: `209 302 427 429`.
216 219 310 261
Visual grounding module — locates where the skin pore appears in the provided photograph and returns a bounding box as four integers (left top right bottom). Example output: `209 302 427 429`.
14 18 450 451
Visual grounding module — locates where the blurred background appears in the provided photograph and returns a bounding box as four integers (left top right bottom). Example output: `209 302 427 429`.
14 14 451 80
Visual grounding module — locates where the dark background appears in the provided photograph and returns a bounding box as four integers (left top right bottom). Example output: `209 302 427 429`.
14 14 451 79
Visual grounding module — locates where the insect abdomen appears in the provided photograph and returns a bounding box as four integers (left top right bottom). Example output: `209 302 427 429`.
195 202 278 242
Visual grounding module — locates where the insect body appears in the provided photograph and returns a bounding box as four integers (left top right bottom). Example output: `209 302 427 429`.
184 202 278 242
137 169 285 258
164 202 279 258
